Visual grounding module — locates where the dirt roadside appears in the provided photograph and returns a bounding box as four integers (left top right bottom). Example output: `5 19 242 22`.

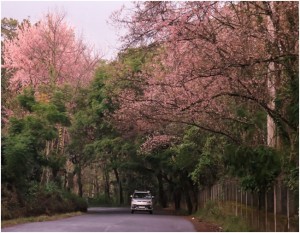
158 207 221 232
184 216 222 232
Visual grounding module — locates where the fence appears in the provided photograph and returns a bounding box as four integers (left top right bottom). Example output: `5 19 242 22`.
196 179 298 231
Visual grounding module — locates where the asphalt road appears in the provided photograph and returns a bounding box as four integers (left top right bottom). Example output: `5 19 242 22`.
2 207 196 232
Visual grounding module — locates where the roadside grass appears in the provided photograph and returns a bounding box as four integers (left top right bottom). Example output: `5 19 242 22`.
193 201 253 232
2 211 83 228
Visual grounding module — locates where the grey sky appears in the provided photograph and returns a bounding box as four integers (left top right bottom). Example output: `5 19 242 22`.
1 1 132 60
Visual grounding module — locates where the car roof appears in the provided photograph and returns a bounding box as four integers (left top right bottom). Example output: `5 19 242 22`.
134 190 150 193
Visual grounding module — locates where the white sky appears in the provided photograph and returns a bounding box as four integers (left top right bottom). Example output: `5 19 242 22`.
1 0 132 60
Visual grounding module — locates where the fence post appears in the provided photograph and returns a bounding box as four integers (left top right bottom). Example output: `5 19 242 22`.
246 191 248 219
274 183 277 232
217 184 219 202
265 191 268 231
287 189 290 231
200 190 203 209
235 183 238 216
204 188 206 206
240 189 242 216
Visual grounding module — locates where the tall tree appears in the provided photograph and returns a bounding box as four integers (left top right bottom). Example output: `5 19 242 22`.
2 88 70 189
2 12 100 186
3 12 98 93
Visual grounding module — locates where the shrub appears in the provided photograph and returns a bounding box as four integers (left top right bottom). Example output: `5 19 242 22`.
87 195 113 207
1 182 87 220
1 184 26 220
62 190 88 212
195 201 252 232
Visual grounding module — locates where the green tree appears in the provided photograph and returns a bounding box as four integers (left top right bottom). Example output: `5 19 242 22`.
2 88 70 190
68 62 118 198
224 145 281 194
1 17 19 40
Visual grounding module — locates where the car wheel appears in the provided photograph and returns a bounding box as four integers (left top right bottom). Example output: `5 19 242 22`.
131 210 134 214
149 211 153 214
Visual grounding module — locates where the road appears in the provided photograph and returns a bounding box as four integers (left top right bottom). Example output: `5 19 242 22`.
2 207 196 232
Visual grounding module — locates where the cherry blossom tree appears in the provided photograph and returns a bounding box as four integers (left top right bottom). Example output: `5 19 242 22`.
113 1 298 146
3 11 99 92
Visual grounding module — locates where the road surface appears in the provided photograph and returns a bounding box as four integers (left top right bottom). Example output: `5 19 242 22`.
2 207 196 232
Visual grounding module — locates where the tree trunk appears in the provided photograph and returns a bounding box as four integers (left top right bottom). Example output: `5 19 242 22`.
173 189 181 210
185 190 193 214
266 1 278 148
113 168 124 205
189 179 198 212
77 166 83 197
103 167 110 200
157 173 167 208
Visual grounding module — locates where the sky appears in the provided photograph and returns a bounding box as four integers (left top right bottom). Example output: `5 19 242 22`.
1 1 132 60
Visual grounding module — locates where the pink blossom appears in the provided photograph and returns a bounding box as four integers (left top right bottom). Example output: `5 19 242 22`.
3 12 99 92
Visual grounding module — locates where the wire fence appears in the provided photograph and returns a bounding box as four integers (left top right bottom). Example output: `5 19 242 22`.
196 179 298 231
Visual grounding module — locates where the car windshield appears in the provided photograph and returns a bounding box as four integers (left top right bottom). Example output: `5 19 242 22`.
133 193 151 199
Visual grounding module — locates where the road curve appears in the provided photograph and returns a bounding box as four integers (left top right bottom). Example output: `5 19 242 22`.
2 207 196 232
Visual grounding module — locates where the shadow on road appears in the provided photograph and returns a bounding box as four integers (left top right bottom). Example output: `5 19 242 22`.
87 207 176 216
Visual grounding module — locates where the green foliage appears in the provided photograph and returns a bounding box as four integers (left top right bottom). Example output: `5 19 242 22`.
118 47 147 72
87 195 115 207
282 157 299 191
7 117 24 135
113 47 157 96
51 89 69 112
189 135 225 187
2 89 70 188
4 133 43 186
224 145 281 192
170 127 204 171
280 56 298 130
194 201 252 232
89 68 115 115
232 102 267 144
2 181 87 220
33 103 70 126
1 17 19 40
48 153 67 178
17 88 36 112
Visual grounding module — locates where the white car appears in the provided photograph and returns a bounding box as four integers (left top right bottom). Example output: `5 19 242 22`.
130 190 154 214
